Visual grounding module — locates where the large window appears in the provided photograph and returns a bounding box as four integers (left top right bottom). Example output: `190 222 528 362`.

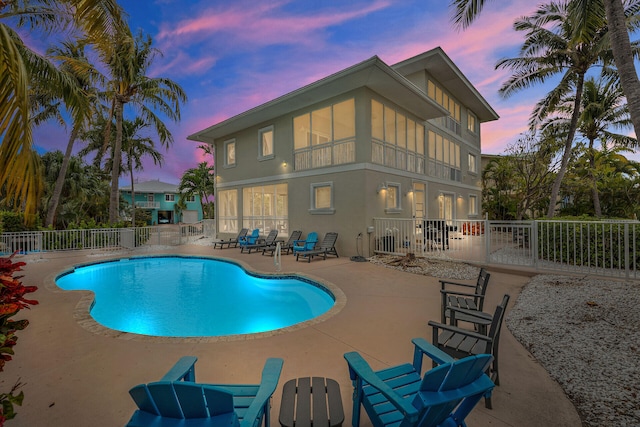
467 113 477 134
218 189 238 233
427 130 461 182
427 80 461 134
258 126 274 160
310 182 334 214
293 99 355 170
468 153 477 174
371 100 424 173
243 184 288 235
224 139 236 167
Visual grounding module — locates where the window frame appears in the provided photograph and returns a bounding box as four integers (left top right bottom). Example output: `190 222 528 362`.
164 194 175 202
468 153 477 174
468 194 479 216
385 182 402 214
258 125 275 160
467 112 477 134
224 139 236 168
309 182 335 214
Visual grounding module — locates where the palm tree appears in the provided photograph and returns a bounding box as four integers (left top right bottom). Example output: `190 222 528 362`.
97 29 187 223
122 118 164 226
0 0 124 224
450 0 640 140
495 1 637 217
179 163 215 220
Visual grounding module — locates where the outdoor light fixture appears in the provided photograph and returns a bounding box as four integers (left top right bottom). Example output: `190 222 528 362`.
377 182 388 193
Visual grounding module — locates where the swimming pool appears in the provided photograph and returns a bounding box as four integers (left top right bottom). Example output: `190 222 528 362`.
55 256 336 338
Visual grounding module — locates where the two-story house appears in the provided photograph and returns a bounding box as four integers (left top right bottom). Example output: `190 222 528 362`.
188 47 498 256
120 179 203 225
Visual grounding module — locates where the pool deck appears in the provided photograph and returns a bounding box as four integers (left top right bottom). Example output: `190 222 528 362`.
4 245 582 426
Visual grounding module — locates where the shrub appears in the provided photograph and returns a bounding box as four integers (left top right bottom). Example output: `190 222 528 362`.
0 253 38 425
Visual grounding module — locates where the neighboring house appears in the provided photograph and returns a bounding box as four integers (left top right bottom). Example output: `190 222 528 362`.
120 179 203 225
188 47 499 256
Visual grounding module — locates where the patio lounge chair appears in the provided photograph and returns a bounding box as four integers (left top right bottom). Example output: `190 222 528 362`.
262 230 302 256
241 229 278 254
213 228 248 249
238 229 260 250
127 355 284 427
295 232 339 262
344 338 494 427
428 294 510 409
291 232 318 256
440 267 491 324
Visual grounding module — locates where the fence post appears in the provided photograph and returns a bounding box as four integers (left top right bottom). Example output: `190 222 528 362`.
484 216 490 265
625 223 630 280
532 221 538 270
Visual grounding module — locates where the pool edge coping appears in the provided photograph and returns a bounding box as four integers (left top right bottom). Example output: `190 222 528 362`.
44 254 347 343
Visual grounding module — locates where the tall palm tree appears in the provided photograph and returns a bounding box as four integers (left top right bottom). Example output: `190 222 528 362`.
495 1 635 217
450 0 640 140
179 162 215 220
97 29 187 223
121 118 164 226
0 0 124 224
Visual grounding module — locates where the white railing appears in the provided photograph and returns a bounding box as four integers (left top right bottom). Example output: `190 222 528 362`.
0 221 209 255
372 218 640 279
135 201 160 208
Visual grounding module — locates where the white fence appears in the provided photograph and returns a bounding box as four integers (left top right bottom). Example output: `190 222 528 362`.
0 222 211 255
372 218 640 279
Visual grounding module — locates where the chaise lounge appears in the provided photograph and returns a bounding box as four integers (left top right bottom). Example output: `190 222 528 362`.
295 232 339 262
241 229 278 254
262 230 302 256
213 228 248 249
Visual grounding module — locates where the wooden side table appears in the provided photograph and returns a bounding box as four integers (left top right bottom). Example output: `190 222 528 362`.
279 377 344 427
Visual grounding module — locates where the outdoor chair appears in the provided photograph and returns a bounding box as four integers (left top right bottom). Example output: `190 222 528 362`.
295 232 339 262
344 338 494 427
238 229 260 250
428 294 510 409
291 232 318 256
262 230 302 256
127 355 284 427
440 267 491 324
213 228 248 249
241 229 278 254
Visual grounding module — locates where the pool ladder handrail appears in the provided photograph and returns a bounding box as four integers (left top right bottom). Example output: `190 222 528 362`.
274 241 282 272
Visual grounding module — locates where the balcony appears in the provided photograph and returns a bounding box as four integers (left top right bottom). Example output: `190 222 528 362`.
135 201 160 209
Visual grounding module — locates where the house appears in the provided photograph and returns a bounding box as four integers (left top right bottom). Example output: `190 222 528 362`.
120 179 203 225
188 47 498 256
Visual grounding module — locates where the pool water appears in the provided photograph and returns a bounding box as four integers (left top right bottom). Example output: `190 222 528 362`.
55 256 335 337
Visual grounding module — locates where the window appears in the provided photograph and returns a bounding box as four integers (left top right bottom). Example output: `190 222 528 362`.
218 189 238 233
469 194 478 216
468 153 477 174
224 139 236 167
427 80 461 134
310 182 334 214
467 113 477 133
258 126 274 160
243 184 288 235
165 194 175 202
293 99 355 170
385 183 401 213
184 195 196 203
427 130 461 181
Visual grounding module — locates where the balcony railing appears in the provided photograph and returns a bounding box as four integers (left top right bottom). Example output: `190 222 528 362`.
135 201 160 209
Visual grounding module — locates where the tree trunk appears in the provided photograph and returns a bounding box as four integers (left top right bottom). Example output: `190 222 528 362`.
129 160 136 227
587 139 602 217
547 74 586 217
603 0 640 138
109 99 124 223
46 125 79 227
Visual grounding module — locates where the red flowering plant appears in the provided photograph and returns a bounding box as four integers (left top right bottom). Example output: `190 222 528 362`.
0 253 38 425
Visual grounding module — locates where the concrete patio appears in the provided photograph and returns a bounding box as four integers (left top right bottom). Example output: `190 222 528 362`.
3 244 582 426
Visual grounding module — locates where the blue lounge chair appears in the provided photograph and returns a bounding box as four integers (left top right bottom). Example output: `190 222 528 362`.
241 229 278 254
344 338 494 427
295 232 339 262
127 356 284 427
238 229 260 250
292 232 318 256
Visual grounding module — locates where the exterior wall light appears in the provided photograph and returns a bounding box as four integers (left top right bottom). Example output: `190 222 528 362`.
377 182 388 194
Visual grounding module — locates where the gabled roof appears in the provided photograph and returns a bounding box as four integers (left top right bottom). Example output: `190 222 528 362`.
120 180 178 193
188 55 449 143
391 47 499 123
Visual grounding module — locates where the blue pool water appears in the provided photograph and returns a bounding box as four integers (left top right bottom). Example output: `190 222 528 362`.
55 256 335 337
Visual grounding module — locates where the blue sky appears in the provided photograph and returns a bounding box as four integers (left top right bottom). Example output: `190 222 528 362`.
30 0 571 183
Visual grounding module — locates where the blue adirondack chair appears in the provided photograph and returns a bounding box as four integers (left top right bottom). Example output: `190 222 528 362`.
127 356 284 427
344 338 494 427
292 232 318 256
238 229 260 249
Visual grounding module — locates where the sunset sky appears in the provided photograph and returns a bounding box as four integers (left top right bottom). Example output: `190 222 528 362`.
28 0 573 183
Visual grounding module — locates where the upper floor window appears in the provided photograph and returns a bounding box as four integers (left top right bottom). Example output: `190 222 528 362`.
427 80 461 134
293 98 355 170
468 153 477 174
224 139 236 167
427 129 461 182
165 194 175 202
467 112 477 133
258 126 274 160
184 195 196 203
